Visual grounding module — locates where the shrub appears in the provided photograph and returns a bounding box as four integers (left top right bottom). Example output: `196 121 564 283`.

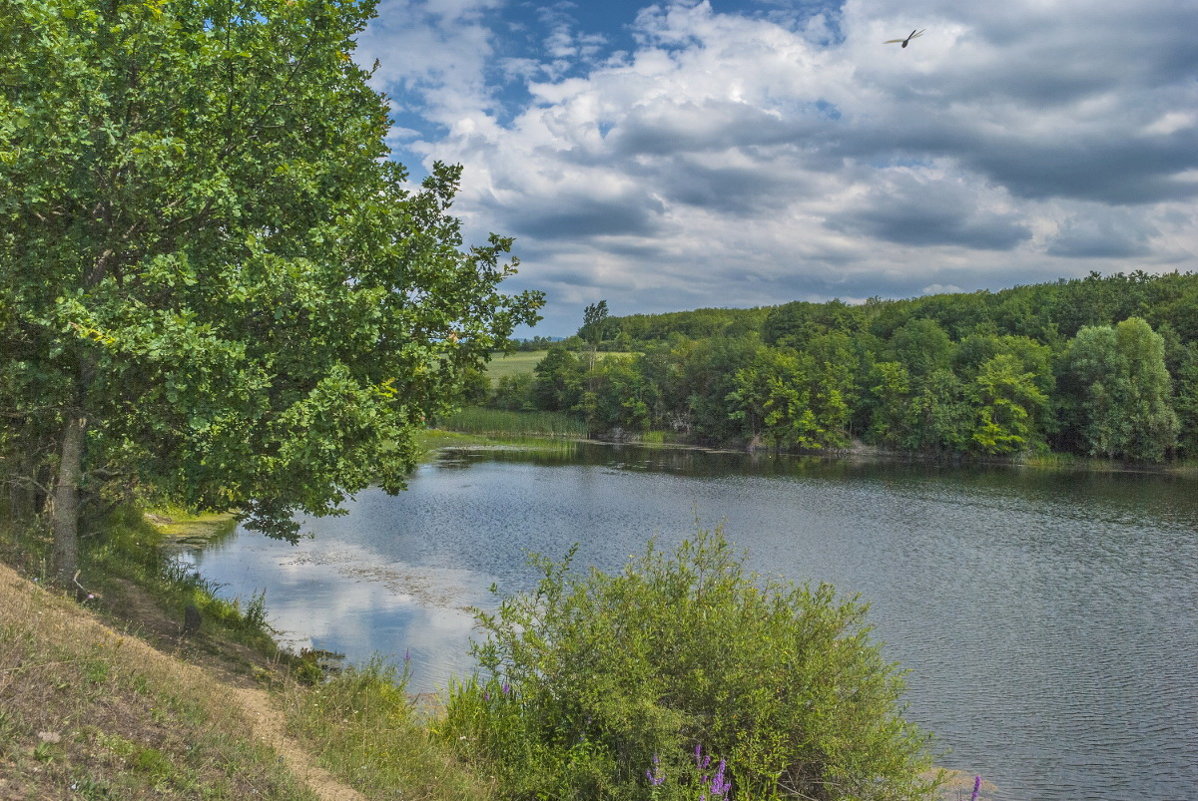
441 527 941 800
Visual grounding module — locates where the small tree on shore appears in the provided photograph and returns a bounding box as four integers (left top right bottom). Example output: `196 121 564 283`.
443 528 941 801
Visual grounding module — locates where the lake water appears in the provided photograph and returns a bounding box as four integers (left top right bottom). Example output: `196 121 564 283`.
176 443 1198 801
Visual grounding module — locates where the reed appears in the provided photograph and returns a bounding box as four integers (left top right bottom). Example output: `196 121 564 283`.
438 406 587 438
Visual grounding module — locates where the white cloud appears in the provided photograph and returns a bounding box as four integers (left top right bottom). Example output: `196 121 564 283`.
360 0 1198 334
355 0 503 128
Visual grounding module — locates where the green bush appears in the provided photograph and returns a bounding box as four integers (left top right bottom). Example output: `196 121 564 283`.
441 528 941 801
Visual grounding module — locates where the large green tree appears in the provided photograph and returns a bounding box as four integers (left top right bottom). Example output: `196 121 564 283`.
727 347 849 450
0 0 542 582
1060 318 1178 460
969 354 1048 455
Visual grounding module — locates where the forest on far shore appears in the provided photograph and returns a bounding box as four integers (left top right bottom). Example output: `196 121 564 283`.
478 271 1198 462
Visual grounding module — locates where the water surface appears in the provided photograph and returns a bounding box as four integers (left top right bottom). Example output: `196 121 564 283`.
178 443 1198 801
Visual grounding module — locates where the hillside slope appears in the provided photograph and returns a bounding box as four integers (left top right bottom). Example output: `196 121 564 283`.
0 561 354 801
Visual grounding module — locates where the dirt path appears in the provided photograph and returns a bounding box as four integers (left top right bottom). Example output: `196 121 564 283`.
231 686 367 801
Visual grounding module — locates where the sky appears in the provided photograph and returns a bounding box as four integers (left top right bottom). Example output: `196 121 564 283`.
353 0 1198 337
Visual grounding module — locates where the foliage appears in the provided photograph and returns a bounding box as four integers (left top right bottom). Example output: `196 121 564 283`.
533 346 584 411
575 355 657 436
602 307 771 344
496 274 1198 462
1060 318 1179 460
0 0 542 580
865 361 913 448
727 348 849 449
763 299 863 348
1172 343 1198 455
904 369 972 452
969 354 1048 454
437 406 588 438
581 300 613 347
441 528 940 801
460 366 493 405
493 373 537 411
886 319 954 378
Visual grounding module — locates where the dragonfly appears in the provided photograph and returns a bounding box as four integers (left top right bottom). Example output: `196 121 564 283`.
884 29 925 48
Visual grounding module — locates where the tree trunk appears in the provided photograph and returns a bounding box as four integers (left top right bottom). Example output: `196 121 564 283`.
51 414 87 585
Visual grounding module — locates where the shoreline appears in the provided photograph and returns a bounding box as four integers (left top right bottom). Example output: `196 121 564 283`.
422 427 1198 478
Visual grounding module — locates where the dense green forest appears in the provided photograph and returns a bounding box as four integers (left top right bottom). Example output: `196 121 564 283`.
489 271 1198 462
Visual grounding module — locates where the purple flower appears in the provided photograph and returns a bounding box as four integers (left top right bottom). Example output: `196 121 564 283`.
709 759 730 797
501 682 511 695
645 754 665 787
970 775 982 801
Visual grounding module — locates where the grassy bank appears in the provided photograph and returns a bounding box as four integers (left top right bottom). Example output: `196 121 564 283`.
0 507 495 801
0 555 318 800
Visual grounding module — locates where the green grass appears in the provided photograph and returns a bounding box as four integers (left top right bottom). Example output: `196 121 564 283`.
414 428 500 455
283 662 495 801
81 507 281 655
484 350 549 384
484 350 637 385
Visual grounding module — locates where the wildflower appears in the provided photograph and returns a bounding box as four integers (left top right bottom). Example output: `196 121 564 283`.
970 775 982 801
645 754 665 787
710 759 730 797
501 682 511 695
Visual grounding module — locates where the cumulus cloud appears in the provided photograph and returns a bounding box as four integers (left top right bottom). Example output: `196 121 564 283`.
358 0 1198 334
828 170 1032 250
1046 207 1154 259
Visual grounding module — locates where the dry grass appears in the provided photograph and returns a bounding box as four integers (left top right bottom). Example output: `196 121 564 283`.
0 507 494 801
0 560 317 801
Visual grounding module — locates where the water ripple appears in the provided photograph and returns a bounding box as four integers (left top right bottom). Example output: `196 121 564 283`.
184 446 1198 801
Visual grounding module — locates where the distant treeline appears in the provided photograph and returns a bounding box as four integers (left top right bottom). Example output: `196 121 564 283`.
486 271 1198 461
